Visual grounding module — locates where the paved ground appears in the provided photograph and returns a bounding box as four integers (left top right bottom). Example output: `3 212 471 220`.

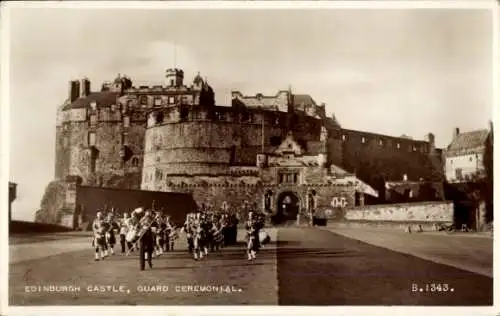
9 232 92 245
9 227 492 306
324 227 493 278
276 228 492 305
9 230 279 305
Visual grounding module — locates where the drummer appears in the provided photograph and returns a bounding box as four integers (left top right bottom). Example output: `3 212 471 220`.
126 210 140 253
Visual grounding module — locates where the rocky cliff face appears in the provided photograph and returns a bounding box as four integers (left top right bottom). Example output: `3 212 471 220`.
35 180 67 224
36 174 143 225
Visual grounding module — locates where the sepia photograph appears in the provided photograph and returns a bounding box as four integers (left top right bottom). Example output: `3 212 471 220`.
3 1 495 312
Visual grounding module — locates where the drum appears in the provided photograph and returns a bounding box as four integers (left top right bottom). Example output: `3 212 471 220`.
259 230 270 244
126 228 138 242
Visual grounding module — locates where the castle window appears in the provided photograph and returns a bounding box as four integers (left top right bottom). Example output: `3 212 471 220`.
469 156 473 162
123 116 130 127
412 145 417 152
63 136 69 147
155 169 163 181
379 139 384 146
361 137 366 144
124 101 132 112
111 104 116 111
278 172 299 184
88 132 96 146
180 106 189 120
229 145 236 164
154 97 162 106
90 101 97 111
170 79 174 86
270 136 282 146
131 157 139 167
193 111 202 120
168 96 175 104
121 132 127 145
342 134 347 141
139 95 148 106
90 114 97 125
242 112 252 123
396 143 401 149
155 111 165 124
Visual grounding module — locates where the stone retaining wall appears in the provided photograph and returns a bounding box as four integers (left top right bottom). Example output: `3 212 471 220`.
344 201 453 223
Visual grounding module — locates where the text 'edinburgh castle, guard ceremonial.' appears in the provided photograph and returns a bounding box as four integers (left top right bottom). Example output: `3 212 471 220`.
37 67 447 227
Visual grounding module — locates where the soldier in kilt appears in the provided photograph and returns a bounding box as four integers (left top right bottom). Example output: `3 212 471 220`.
245 211 260 261
105 212 119 255
92 212 107 261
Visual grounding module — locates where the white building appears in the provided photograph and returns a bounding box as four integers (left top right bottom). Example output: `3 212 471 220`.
444 125 491 183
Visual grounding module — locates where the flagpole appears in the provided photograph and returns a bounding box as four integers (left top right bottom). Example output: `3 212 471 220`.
173 43 177 68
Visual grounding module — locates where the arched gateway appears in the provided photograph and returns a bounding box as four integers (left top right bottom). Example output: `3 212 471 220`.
273 191 300 224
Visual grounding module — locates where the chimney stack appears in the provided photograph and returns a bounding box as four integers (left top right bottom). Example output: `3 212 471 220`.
427 132 435 149
80 78 91 97
68 80 80 102
453 127 460 139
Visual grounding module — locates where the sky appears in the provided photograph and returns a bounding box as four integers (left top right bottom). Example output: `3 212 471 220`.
6 6 493 221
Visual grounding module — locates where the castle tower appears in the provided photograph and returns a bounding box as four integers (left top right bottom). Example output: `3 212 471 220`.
193 72 204 90
166 68 184 87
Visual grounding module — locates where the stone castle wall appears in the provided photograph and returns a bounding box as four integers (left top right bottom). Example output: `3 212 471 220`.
162 181 356 220
344 201 453 223
55 101 147 187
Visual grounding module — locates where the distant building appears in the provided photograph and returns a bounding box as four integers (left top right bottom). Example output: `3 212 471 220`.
384 174 444 203
444 124 492 183
9 182 17 222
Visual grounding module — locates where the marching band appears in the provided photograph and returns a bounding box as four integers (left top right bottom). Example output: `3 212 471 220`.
90 202 270 268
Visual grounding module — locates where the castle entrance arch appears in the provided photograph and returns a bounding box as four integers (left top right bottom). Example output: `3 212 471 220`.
275 191 300 224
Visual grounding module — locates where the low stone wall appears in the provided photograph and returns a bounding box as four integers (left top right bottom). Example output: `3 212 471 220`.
327 221 442 231
344 201 453 223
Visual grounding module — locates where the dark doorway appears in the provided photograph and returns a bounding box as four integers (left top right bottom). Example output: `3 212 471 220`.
273 191 299 225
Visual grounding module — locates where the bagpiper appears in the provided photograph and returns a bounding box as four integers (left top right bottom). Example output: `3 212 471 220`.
182 213 196 253
153 211 164 257
245 211 260 261
163 215 175 252
210 219 224 252
192 212 207 260
92 211 107 261
137 208 157 270
119 212 131 254
105 212 119 255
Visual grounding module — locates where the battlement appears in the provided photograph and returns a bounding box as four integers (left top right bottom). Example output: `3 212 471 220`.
127 85 194 93
231 90 290 112
231 89 327 119
338 128 435 153
144 103 320 128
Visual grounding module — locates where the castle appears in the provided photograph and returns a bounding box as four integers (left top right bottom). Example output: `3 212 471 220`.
37 68 445 226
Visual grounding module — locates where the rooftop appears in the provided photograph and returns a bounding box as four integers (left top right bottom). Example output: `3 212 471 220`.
63 91 120 110
447 129 489 153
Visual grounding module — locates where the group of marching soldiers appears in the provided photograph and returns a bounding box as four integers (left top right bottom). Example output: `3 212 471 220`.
92 208 178 270
92 204 269 270
181 208 267 261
